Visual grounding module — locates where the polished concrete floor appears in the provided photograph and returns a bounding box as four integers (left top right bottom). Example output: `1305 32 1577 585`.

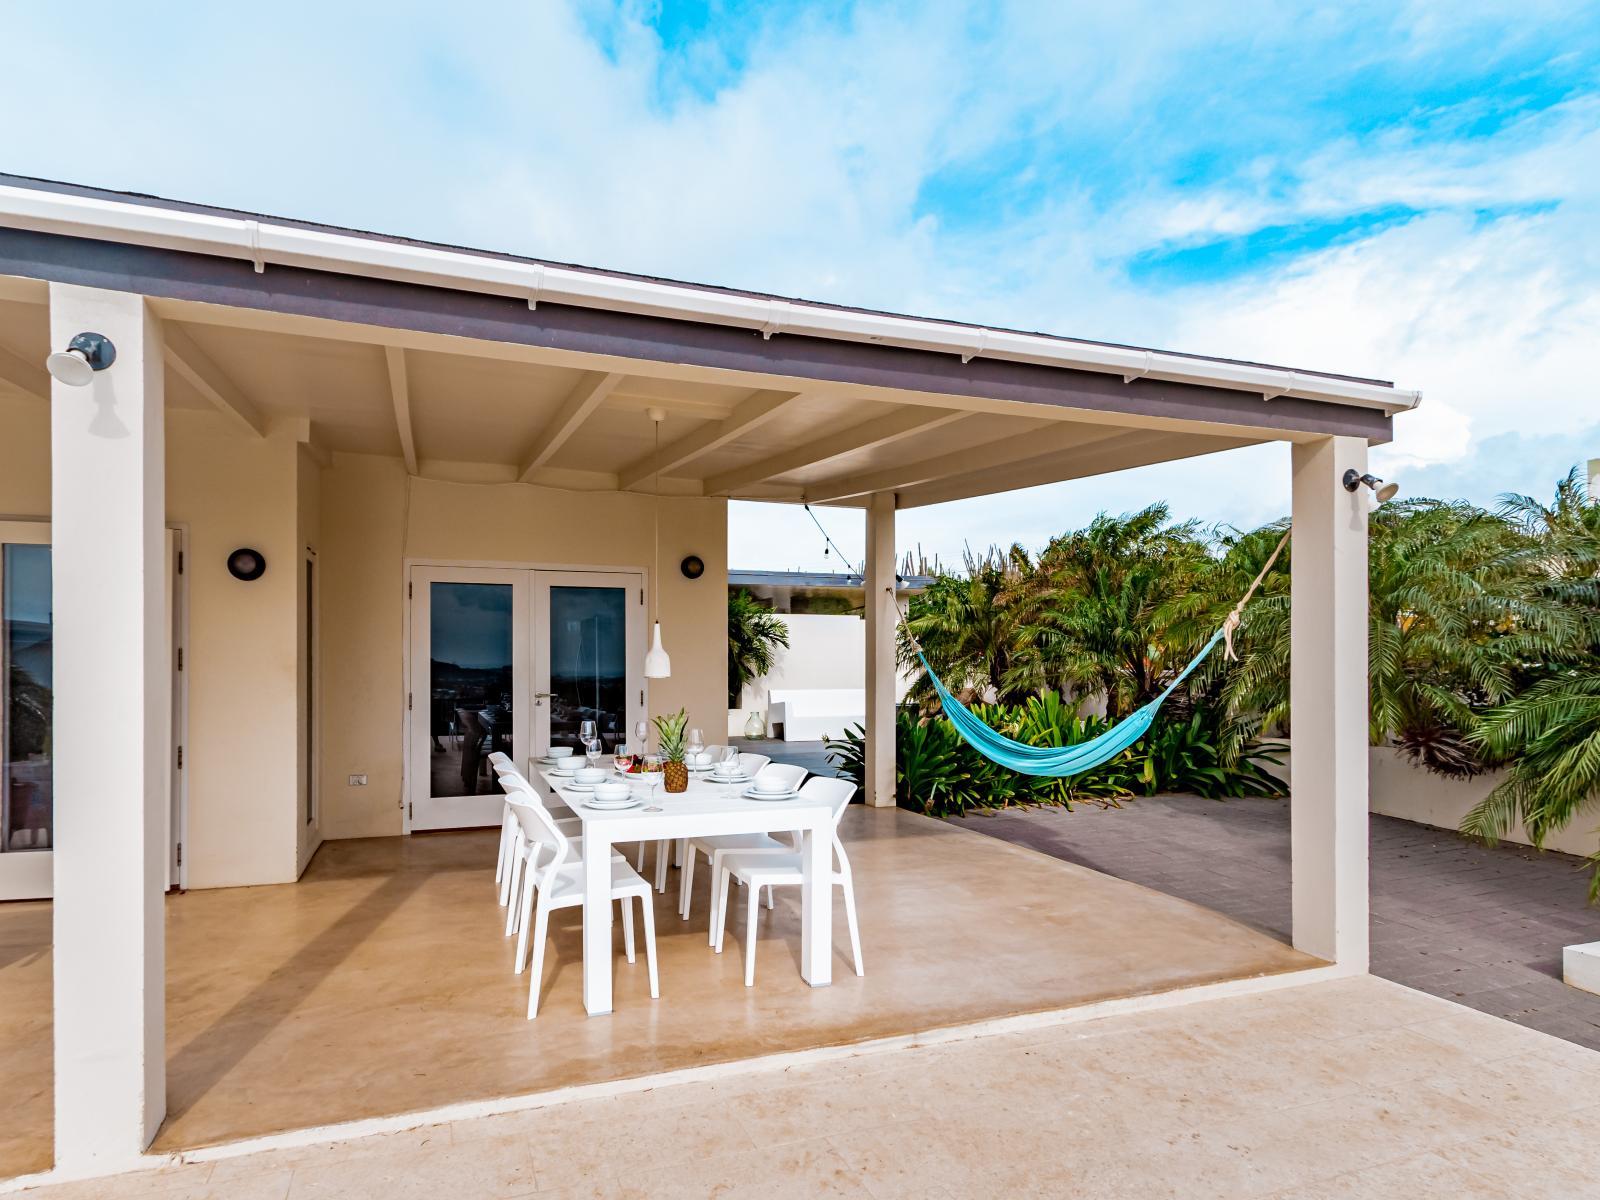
24 975 1600 1198
0 806 1316 1180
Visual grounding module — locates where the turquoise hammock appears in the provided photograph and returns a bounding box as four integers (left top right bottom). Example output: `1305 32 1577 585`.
905 531 1288 779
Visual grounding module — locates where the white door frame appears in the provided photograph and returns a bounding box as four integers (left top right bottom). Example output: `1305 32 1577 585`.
406 564 530 833
0 519 189 898
402 559 648 834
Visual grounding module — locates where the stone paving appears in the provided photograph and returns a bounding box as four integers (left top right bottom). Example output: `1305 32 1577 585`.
964 792 1600 1051
24 975 1600 1199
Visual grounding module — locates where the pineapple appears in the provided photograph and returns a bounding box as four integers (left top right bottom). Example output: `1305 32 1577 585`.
654 708 690 793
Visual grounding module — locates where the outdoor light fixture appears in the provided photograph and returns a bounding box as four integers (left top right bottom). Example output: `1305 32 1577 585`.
1342 469 1399 503
644 407 672 679
226 548 267 581
45 332 116 387
680 555 705 580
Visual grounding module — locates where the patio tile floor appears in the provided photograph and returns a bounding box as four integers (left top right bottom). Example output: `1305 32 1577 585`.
20 975 1598 1198
962 790 1600 1050
0 805 1314 1182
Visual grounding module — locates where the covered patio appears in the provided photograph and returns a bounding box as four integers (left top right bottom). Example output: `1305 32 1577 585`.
1 807 1315 1178
0 175 1409 1187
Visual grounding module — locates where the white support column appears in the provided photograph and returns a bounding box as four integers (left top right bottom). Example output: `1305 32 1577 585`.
863 493 897 807
1290 436 1369 969
50 285 168 1170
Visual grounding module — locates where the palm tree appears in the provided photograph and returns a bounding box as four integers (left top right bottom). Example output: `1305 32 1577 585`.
901 545 1036 707
997 503 1209 718
1462 469 1600 895
727 589 789 708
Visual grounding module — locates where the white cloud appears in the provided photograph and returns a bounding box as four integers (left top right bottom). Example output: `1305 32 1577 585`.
0 1 1594 569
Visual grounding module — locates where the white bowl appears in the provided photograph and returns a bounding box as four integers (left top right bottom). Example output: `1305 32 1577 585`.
552 756 583 773
574 767 606 785
689 751 714 768
592 781 631 802
753 777 793 793
546 745 572 759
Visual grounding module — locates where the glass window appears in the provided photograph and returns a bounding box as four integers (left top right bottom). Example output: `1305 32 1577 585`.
548 586 627 752
3 544 52 853
428 582 514 797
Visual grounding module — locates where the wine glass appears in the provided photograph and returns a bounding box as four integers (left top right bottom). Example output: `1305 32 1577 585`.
613 742 636 774
584 736 603 769
641 753 664 805
633 719 649 749
579 718 598 748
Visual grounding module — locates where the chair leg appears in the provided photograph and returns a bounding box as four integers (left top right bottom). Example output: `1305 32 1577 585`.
764 884 774 910
635 842 646 872
621 894 636 964
640 892 659 999
503 853 523 938
526 898 551 1019
714 866 732 953
744 882 760 987
654 840 669 893
495 813 508 889
513 862 537 973
674 838 686 868
679 848 696 920
707 852 722 946
842 880 864 976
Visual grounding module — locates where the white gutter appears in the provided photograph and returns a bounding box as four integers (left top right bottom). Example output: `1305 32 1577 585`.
0 185 1421 415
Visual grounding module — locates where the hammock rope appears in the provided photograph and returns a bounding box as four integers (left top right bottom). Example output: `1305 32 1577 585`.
899 530 1289 778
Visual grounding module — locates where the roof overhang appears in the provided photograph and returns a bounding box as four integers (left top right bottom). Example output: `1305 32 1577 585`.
0 177 1419 510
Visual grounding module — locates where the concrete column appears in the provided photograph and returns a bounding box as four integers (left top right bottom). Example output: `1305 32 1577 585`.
863 493 896 807
1290 436 1369 968
50 285 168 1170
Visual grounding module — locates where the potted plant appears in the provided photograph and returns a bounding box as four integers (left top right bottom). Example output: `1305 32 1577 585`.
654 707 690 793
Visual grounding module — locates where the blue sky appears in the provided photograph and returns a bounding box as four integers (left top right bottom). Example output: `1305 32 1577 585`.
1 1 1597 570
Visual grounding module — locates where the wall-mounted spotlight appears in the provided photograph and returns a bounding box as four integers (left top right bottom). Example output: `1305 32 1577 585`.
1343 469 1399 503
679 555 705 580
227 548 267 581
45 332 117 387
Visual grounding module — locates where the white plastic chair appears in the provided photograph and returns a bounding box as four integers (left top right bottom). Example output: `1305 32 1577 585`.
678 761 805 923
714 776 863 986
490 753 581 908
504 779 658 1018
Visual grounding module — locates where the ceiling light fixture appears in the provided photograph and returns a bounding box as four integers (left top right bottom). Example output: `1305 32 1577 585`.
644 407 672 679
45 331 116 387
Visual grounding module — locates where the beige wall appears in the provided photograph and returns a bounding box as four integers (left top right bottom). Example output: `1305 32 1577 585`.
1 400 310 889
728 611 915 736
318 457 728 841
167 417 306 888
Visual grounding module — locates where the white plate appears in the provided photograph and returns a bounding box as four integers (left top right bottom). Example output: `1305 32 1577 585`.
561 781 598 792
742 785 799 800
584 798 642 811
710 772 751 784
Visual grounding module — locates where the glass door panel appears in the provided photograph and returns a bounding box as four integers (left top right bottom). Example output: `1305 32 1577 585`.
534 573 644 761
1 523 54 900
407 567 528 831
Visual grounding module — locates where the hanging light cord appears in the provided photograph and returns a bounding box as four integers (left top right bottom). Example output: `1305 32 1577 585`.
804 503 859 574
653 417 661 617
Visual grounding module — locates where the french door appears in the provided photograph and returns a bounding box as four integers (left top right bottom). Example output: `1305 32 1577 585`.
0 522 185 900
406 566 644 832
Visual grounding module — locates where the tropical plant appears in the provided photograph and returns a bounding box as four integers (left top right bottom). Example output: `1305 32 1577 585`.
727 589 789 707
995 503 1210 717
1461 470 1600 895
900 546 1036 706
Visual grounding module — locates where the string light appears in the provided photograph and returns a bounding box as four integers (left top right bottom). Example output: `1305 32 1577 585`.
804 503 858 574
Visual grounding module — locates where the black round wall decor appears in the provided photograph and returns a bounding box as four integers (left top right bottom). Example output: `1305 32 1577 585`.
679 554 705 580
227 548 267 581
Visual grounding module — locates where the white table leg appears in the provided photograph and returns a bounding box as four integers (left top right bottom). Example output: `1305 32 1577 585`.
583 826 614 1015
799 816 833 988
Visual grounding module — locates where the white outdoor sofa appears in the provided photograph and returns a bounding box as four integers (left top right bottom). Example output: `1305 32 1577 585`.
766 688 866 741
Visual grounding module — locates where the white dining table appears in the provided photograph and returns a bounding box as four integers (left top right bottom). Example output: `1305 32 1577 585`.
534 762 835 1016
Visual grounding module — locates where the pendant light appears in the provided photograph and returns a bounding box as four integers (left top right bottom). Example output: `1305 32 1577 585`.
644 407 672 678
